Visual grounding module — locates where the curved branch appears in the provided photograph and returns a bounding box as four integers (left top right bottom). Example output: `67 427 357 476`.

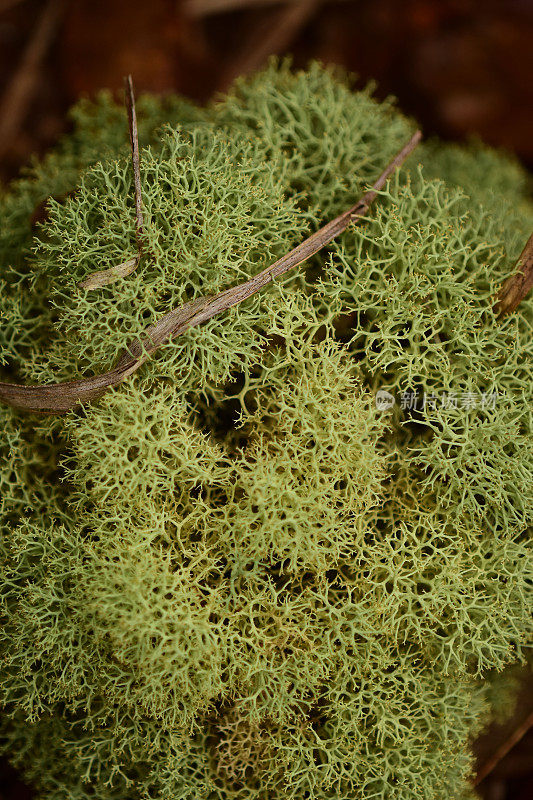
0 130 422 413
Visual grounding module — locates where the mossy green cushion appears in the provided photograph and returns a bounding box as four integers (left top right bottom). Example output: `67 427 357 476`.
0 61 531 800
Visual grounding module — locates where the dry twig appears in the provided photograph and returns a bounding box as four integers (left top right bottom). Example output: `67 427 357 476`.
495 232 533 315
125 74 145 248
79 75 144 290
0 130 422 413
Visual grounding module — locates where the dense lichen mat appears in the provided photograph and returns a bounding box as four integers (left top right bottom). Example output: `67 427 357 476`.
0 61 532 800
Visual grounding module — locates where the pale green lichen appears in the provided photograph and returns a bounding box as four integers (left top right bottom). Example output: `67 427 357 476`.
0 61 532 800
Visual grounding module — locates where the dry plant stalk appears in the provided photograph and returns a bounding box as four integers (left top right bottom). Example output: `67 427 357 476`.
495 232 533 315
0 130 422 413
79 75 144 290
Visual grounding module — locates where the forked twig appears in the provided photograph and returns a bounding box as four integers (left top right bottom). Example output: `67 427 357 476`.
0 130 422 413
79 75 144 290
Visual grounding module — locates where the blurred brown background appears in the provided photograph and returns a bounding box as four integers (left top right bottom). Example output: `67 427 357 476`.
1 0 533 181
0 1 532 798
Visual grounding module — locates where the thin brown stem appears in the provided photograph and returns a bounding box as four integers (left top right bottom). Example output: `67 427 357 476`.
78 75 144 290
125 74 144 248
0 130 421 413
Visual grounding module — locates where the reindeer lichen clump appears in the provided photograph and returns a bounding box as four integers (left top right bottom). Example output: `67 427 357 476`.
0 62 531 800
